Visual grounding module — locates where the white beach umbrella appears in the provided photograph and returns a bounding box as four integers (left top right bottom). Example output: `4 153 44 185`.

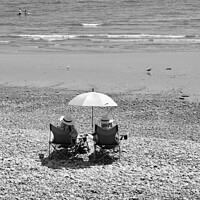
68 90 118 130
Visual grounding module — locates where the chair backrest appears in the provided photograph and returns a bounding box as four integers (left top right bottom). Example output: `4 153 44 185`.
50 124 71 144
95 124 119 146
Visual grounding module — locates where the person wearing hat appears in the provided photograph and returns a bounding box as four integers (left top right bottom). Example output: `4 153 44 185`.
59 114 78 144
100 114 113 129
92 114 114 144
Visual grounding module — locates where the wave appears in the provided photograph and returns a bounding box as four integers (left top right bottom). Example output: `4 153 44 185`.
107 34 187 39
18 34 77 41
81 23 102 27
0 40 10 44
1 34 200 43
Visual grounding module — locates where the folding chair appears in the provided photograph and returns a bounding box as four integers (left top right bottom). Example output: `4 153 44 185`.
49 123 76 159
93 124 126 162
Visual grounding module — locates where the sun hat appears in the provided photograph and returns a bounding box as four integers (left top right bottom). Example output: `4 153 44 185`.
60 114 75 125
100 114 113 124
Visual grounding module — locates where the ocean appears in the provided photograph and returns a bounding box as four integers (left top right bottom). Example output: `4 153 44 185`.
0 0 200 53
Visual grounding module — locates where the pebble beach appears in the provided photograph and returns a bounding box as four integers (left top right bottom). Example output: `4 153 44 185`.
0 51 200 199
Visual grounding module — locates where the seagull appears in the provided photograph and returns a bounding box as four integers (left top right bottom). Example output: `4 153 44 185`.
66 65 70 71
146 68 152 76
165 67 172 70
146 68 152 72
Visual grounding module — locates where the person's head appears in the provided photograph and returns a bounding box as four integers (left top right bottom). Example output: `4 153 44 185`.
60 114 75 128
18 8 22 14
100 114 113 129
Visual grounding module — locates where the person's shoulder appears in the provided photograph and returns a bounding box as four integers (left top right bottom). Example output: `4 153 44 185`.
72 127 79 134
73 127 78 132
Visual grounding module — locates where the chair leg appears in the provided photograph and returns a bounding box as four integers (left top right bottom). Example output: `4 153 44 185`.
94 145 121 162
49 143 52 160
118 145 121 162
96 148 111 162
93 145 96 161
49 144 62 159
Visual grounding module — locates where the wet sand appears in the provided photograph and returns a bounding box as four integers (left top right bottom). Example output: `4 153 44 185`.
0 52 200 101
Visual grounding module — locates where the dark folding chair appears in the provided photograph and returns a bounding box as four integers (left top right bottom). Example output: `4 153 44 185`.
49 123 76 159
93 124 127 162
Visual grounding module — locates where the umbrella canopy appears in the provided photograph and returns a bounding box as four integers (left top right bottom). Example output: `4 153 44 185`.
68 91 118 107
68 91 117 130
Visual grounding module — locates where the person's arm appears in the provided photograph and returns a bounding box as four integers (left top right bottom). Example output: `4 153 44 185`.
71 128 78 139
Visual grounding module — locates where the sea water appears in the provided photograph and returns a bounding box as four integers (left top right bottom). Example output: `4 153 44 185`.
0 0 200 53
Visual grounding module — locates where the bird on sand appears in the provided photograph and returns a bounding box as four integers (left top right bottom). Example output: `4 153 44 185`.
146 68 152 72
165 67 172 70
66 65 70 71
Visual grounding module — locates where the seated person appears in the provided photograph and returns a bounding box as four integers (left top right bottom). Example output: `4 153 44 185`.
100 114 114 129
92 114 117 143
59 114 78 144
18 8 22 15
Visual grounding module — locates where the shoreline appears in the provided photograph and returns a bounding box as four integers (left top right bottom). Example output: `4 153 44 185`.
0 51 200 101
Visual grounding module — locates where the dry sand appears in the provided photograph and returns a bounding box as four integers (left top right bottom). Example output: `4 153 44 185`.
0 52 200 101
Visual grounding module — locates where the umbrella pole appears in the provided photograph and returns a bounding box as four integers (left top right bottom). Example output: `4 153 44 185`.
92 88 94 131
92 106 94 131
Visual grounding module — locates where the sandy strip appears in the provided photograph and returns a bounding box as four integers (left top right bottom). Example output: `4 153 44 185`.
0 52 200 101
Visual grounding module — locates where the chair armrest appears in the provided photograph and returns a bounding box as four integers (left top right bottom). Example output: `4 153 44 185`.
91 132 97 139
90 132 98 142
120 134 128 140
